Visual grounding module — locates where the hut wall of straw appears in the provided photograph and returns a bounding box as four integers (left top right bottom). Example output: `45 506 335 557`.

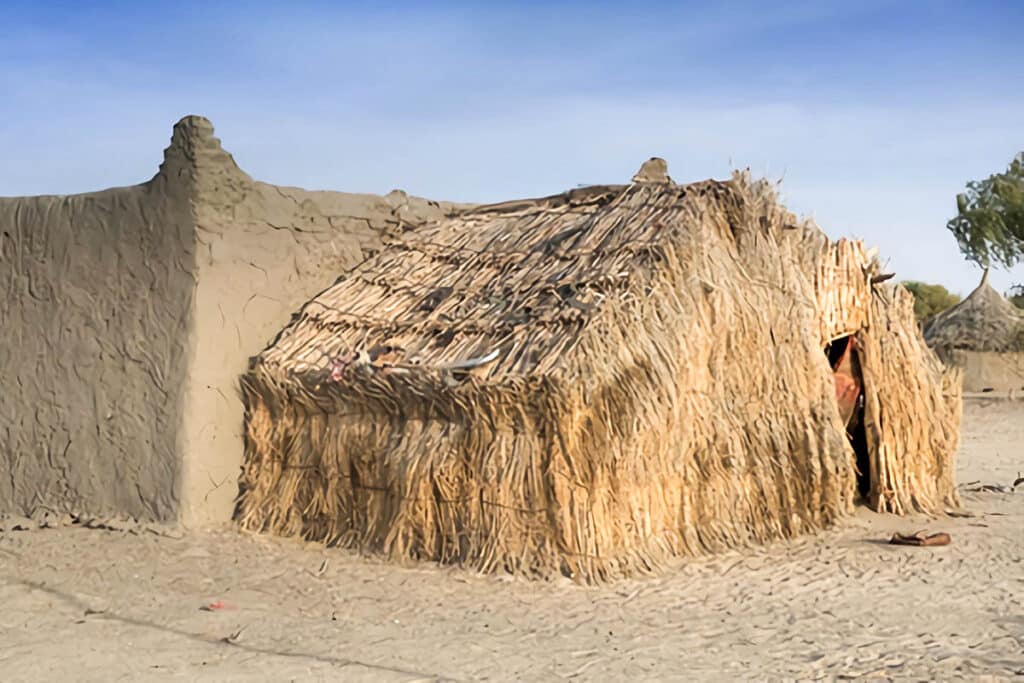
857 285 962 514
545 190 860 579
236 168 961 581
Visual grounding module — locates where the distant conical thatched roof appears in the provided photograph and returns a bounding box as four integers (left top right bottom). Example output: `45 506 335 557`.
923 269 1024 353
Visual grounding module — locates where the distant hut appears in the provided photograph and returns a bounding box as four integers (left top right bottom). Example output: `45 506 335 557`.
924 270 1024 392
236 161 961 582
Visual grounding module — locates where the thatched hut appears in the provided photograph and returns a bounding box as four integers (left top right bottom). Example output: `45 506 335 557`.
236 160 961 581
923 270 1024 392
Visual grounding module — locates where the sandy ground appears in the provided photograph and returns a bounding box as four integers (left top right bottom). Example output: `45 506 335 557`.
1 400 1021 682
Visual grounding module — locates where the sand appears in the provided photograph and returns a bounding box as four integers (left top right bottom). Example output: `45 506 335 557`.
1 399 1021 682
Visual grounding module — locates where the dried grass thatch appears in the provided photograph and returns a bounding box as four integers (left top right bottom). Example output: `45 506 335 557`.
922 270 1024 392
858 285 961 513
923 269 1024 355
235 162 961 582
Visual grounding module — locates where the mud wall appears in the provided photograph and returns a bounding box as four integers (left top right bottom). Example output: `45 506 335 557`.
1 115 457 525
942 350 1024 393
0 168 195 520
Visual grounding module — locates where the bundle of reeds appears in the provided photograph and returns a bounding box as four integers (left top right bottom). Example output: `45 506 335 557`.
858 284 962 513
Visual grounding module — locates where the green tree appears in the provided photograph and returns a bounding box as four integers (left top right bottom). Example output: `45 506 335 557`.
902 281 961 323
947 152 1024 268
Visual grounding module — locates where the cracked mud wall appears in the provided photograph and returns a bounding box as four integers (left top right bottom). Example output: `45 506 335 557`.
2 115 457 524
0 154 196 520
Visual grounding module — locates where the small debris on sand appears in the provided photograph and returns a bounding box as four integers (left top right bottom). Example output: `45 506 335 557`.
889 531 952 547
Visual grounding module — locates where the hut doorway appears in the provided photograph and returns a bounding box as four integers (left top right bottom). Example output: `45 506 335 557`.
826 335 871 501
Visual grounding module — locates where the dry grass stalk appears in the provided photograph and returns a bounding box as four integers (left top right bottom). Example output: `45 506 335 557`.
858 285 962 514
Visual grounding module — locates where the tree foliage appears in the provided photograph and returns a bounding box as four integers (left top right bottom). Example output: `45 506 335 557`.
947 152 1024 268
902 281 961 323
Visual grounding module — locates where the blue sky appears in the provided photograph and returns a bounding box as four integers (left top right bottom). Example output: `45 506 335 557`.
2 0 1021 295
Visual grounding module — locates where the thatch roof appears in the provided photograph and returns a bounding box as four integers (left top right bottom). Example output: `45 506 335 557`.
256 166 869 391
923 270 1024 353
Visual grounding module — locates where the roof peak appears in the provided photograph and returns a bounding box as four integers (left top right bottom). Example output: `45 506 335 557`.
154 114 252 191
632 157 672 184
965 266 1003 302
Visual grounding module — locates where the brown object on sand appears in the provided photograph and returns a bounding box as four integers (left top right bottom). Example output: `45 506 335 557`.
889 531 952 547
236 160 962 582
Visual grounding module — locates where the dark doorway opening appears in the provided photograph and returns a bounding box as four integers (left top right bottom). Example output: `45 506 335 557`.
825 335 871 502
